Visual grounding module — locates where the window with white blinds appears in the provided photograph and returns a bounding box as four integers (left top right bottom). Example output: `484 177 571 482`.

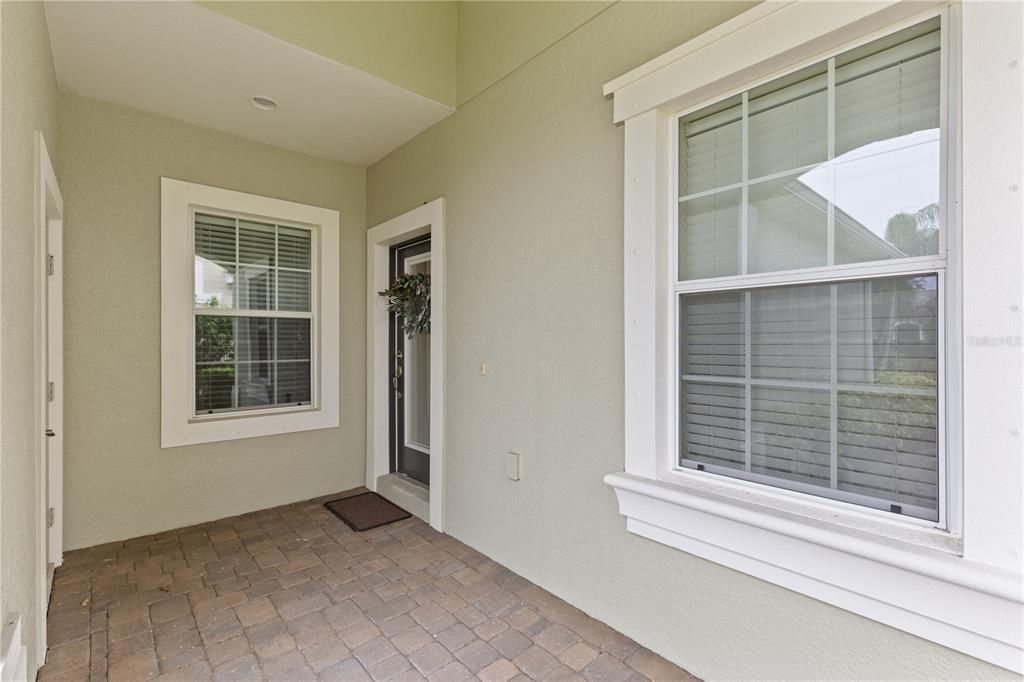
675 17 945 522
193 212 315 415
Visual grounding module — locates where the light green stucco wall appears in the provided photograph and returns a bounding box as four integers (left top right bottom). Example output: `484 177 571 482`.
199 1 613 109
58 94 367 551
366 2 1018 679
456 1 611 105
0 0 60 675
201 1 458 108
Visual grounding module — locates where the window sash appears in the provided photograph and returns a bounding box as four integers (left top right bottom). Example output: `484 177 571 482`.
194 211 314 314
669 14 952 528
674 16 947 283
189 208 318 419
677 273 943 521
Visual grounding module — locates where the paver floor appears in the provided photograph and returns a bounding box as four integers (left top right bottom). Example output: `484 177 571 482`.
39 490 695 681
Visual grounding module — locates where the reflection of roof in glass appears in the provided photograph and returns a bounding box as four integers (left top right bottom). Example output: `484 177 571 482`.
794 129 940 257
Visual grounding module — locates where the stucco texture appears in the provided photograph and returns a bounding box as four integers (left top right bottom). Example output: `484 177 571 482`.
455 1 611 106
57 94 366 551
201 1 458 108
366 2 1018 679
1 0 60 674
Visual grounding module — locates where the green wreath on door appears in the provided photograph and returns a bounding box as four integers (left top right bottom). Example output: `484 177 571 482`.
379 273 431 337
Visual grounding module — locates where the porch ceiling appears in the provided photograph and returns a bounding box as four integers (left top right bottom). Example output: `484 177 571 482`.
44 1 454 166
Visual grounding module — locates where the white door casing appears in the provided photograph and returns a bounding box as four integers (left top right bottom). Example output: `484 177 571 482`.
46 214 63 566
366 199 445 531
35 131 64 667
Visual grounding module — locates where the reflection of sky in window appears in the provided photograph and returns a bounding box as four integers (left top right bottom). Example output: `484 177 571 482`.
195 256 234 307
798 129 940 239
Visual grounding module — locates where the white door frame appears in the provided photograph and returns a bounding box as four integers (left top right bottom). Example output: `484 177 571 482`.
366 199 445 532
35 131 63 666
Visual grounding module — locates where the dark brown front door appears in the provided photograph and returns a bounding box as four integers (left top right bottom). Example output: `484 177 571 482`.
389 236 431 485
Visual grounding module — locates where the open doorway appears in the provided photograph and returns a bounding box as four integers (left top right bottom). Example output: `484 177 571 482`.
366 199 445 531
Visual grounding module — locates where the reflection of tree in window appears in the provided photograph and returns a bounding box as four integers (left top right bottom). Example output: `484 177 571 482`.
867 275 937 388
195 296 235 412
195 297 233 360
885 203 939 257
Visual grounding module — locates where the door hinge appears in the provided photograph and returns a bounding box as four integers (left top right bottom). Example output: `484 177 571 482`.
47 507 54 528
47 381 55 402
47 254 55 276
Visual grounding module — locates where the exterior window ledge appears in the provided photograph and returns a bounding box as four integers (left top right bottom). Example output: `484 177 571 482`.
604 471 1024 673
656 468 960 555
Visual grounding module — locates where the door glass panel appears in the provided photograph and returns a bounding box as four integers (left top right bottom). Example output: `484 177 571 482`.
404 257 431 450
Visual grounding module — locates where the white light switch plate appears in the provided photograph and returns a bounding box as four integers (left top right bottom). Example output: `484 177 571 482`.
506 452 521 481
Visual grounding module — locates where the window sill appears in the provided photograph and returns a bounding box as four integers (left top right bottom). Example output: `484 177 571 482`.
189 403 317 424
604 471 1023 673
658 467 957 552
164 406 337 448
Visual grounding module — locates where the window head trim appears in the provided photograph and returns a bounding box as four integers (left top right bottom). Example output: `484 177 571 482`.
604 0 951 123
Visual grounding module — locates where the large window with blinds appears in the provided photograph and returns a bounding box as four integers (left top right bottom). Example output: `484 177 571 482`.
675 17 947 522
192 212 315 415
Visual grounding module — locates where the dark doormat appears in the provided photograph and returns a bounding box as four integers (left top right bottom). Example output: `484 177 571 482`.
324 492 411 532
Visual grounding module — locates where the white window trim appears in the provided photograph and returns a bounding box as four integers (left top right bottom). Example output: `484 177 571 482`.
161 178 340 447
605 0 1023 673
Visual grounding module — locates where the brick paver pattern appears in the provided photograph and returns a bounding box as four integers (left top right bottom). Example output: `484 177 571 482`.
39 491 696 682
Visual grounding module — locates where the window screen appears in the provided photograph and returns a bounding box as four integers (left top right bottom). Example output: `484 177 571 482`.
193 212 314 414
679 275 940 519
675 18 944 521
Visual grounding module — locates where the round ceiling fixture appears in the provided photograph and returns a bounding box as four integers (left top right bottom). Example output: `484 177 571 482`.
251 96 278 111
